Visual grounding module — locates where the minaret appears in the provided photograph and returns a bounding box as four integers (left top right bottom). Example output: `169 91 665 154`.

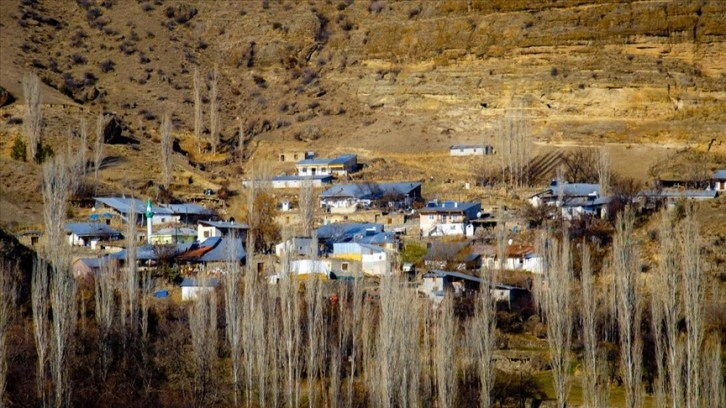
146 199 154 244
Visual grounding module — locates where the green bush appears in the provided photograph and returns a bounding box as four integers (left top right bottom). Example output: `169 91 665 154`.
34 142 54 164
10 136 26 161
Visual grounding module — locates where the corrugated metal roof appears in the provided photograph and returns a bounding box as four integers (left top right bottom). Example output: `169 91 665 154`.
272 175 333 182
95 197 174 215
198 220 250 229
418 201 480 213
162 203 214 215
198 237 246 263
713 169 726 179
321 182 421 199
153 227 197 236
65 222 121 237
296 154 356 166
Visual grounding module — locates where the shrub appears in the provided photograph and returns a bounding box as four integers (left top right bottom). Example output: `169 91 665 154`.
71 54 88 65
34 142 54 164
550 66 558 77
11 136 27 161
99 59 115 72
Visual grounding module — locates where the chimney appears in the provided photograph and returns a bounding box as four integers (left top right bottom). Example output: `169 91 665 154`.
454 202 458 208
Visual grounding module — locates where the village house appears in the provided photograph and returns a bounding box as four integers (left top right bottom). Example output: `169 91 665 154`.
638 189 719 210
72 257 116 278
150 227 197 245
424 241 481 271
482 244 543 274
419 270 530 309
295 154 358 177
419 201 482 237
275 236 318 258
65 222 122 249
315 222 384 252
160 203 216 225
94 196 175 225
197 219 249 243
449 145 495 156
319 182 422 212
181 277 220 301
279 150 315 163
242 174 334 189
332 242 391 276
177 236 246 273
712 169 726 191
529 180 609 220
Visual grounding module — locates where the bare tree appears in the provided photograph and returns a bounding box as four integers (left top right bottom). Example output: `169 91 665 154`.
160 113 173 191
304 278 323 408
0 261 17 404
49 263 76 408
681 205 704 408
223 235 243 405
209 65 219 155
42 156 71 264
94 260 114 381
543 231 573 408
580 245 607 408
123 203 138 332
612 206 643 408
237 116 246 163
299 180 316 236
597 148 611 197
497 99 530 189
702 334 724 408
656 209 683 408
434 295 456 408
189 281 217 405
193 68 203 154
32 257 50 406
23 72 42 161
93 113 105 193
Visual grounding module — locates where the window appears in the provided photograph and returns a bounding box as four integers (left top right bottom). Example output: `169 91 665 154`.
342 263 349 271
429 215 435 220
204 231 210 238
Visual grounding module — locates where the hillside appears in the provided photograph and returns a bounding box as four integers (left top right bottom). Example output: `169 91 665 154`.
1 0 725 227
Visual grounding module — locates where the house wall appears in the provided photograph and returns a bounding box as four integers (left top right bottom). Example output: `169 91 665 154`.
181 286 215 301
362 253 390 275
197 225 221 242
420 218 466 236
150 234 196 245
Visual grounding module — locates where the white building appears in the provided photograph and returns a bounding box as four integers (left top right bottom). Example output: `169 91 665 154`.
419 201 481 237
197 220 249 243
449 145 494 156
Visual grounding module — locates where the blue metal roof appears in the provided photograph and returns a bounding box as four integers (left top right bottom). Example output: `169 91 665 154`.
418 201 480 213
357 231 395 245
320 182 421 199
76 257 111 269
65 222 121 237
111 243 194 261
315 223 383 241
296 154 356 166
549 181 600 197
198 236 246 263
714 169 726 179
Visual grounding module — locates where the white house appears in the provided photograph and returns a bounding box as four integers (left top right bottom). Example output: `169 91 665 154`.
65 223 121 249
418 201 481 237
181 277 220 301
482 244 543 274
243 175 334 189
332 242 391 276
713 169 726 191
197 220 249 243
529 180 609 220
449 145 495 156
295 154 358 177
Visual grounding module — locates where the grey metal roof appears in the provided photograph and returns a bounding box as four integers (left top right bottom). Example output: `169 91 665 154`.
162 203 214 215
450 145 492 150
111 243 194 261
153 227 197 236
641 190 718 199
321 182 421 199
95 197 174 215
198 220 250 229
425 270 522 290
181 277 220 287
551 182 600 197
272 175 334 182
65 222 121 237
296 154 356 166
713 169 726 179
